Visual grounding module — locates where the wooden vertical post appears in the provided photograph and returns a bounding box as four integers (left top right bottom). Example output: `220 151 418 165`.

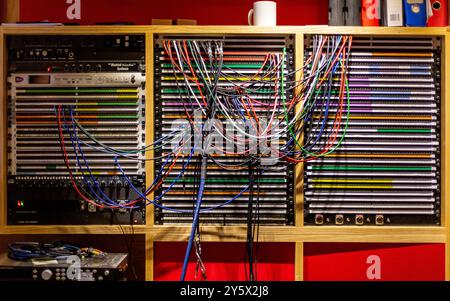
1 0 20 23
0 27 6 229
444 30 450 281
294 33 305 228
295 242 304 281
294 32 305 281
145 32 155 228
145 31 155 281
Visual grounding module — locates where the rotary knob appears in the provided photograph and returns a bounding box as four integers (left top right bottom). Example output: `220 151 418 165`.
41 269 53 280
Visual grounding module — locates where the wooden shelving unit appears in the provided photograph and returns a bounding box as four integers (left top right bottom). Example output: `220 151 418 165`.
0 25 448 281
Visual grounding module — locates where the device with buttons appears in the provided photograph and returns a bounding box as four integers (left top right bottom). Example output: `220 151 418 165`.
8 35 145 73
0 253 128 281
6 35 146 225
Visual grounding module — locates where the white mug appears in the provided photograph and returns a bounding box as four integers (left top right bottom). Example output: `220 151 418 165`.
248 1 277 26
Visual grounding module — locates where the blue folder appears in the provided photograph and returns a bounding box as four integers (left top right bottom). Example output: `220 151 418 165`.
403 0 427 26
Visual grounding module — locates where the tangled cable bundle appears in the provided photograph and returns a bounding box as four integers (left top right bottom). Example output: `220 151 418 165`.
54 35 353 280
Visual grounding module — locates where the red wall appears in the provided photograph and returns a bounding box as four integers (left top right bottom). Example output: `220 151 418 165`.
0 0 8 21
154 242 295 281
304 243 445 281
19 0 328 25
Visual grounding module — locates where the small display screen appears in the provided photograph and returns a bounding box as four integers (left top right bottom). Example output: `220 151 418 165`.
29 75 50 84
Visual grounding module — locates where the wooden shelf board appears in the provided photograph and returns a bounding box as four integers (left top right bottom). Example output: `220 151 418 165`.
0 225 148 235
1 25 447 36
0 225 445 243
149 226 446 243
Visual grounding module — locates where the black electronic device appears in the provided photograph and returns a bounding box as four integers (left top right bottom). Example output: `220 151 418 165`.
6 35 147 225
0 253 128 281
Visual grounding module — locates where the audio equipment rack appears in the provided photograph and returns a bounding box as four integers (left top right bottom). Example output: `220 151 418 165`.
6 34 147 225
304 35 442 226
153 34 295 225
0 26 449 281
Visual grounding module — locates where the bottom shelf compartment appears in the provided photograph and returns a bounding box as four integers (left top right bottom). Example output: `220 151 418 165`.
154 242 295 281
303 242 445 281
0 234 146 281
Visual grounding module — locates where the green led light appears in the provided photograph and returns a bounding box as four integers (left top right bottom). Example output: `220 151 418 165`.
96 115 139 119
100 102 138 106
22 89 137 93
311 165 432 171
161 63 264 69
161 88 276 94
377 129 432 133
164 177 286 183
